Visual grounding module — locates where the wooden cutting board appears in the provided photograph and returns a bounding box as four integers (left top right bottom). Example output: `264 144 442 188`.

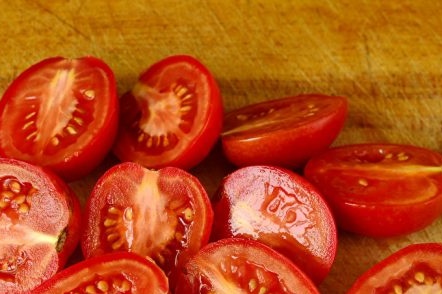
1 0 442 293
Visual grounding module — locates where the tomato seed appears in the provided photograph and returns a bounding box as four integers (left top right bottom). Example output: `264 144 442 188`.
103 218 117 227
393 284 403 294
108 206 121 215
83 89 95 100
8 180 21 194
14 195 26 205
25 131 37 141
182 207 194 222
180 105 192 114
248 279 257 291
358 178 369 186
51 137 60 146
258 286 268 294
22 120 34 130
414 272 425 283
111 238 124 250
24 111 36 120
85 285 97 294
18 203 30 214
96 280 109 291
124 207 133 221
106 233 120 242
66 125 78 135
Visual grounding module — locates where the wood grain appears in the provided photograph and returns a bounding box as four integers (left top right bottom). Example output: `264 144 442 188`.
1 1 442 293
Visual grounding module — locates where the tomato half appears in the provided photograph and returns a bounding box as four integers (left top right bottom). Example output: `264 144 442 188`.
81 162 213 282
0 158 81 293
32 252 169 293
211 165 337 284
304 143 442 237
0 56 119 181
347 243 442 293
175 237 319 293
221 94 348 169
113 55 223 170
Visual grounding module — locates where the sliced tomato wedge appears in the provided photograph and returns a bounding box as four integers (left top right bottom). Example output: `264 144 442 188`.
304 143 442 237
175 237 319 293
347 243 442 293
211 165 337 284
81 162 213 282
32 252 169 293
0 56 119 181
113 54 223 170
0 158 81 293
221 94 348 168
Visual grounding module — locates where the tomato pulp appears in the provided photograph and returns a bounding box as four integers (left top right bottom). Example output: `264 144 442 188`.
304 143 442 237
113 55 223 170
0 56 119 181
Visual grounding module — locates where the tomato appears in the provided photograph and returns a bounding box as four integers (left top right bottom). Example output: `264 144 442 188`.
113 55 223 170
81 161 213 282
0 158 81 293
347 243 442 293
211 165 337 284
175 237 319 293
221 94 348 169
32 252 169 293
304 143 442 237
0 56 119 181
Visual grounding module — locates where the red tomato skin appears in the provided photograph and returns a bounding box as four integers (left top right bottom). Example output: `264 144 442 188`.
221 94 348 169
347 243 442 293
304 143 442 237
113 55 223 170
32 252 169 293
211 165 338 284
0 56 119 181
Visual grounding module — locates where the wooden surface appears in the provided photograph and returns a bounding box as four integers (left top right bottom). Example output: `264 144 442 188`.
2 1 442 293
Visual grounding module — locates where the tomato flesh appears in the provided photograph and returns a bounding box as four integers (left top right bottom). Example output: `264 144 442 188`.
347 243 442 293
304 143 442 237
211 165 337 284
221 94 348 168
113 55 223 170
81 162 213 280
175 238 319 293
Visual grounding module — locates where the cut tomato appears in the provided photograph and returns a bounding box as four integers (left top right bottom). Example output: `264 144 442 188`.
0 158 81 293
32 252 169 293
113 54 223 170
221 94 348 168
211 165 337 284
0 56 119 181
347 243 442 293
304 143 442 237
175 237 319 293
81 162 213 282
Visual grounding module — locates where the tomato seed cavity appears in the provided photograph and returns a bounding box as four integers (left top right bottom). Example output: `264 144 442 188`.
0 176 37 218
102 205 133 251
69 274 132 293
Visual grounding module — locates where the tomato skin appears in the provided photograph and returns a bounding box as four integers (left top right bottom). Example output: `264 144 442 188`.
81 161 213 283
175 237 320 294
0 56 119 181
32 252 169 293
0 158 81 293
211 165 337 284
221 94 348 169
304 143 442 237
347 243 442 293
113 54 223 170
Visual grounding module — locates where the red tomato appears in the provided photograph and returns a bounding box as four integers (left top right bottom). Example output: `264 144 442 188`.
304 143 442 237
175 237 320 293
32 252 169 293
347 243 442 293
81 162 213 281
113 55 223 170
0 56 119 181
0 158 81 293
221 94 348 168
211 165 337 284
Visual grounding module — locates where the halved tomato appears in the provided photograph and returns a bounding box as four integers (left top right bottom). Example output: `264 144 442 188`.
81 162 213 282
221 94 348 168
113 54 223 170
211 165 337 284
0 56 119 181
304 143 442 237
175 237 320 293
347 243 442 293
0 158 81 293
32 252 169 293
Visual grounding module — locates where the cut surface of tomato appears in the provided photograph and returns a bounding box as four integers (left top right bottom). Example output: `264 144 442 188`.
32 252 169 293
211 165 337 284
347 243 442 294
0 158 81 294
175 237 319 294
221 94 348 168
113 54 223 170
0 56 119 181
304 143 442 237
81 161 213 281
